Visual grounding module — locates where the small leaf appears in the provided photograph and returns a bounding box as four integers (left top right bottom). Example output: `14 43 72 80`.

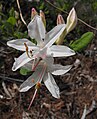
14 31 28 39
7 17 16 25
69 32 94 51
20 67 30 75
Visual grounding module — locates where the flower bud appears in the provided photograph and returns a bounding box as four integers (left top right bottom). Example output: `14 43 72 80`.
56 8 77 45
31 8 38 19
66 8 77 34
56 14 66 45
57 14 65 25
40 10 46 27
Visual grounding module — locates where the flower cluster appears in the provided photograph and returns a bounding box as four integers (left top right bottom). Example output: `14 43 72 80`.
7 7 77 108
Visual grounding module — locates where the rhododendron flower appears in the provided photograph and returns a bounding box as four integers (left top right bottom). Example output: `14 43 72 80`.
7 8 75 71
19 56 72 99
56 8 77 44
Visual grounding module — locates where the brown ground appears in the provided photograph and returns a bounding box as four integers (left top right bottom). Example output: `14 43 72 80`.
0 39 97 119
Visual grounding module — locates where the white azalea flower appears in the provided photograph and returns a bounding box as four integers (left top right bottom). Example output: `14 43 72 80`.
19 56 73 99
7 14 75 71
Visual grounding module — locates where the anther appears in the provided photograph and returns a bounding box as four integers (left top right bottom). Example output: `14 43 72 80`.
24 42 31 58
35 82 41 89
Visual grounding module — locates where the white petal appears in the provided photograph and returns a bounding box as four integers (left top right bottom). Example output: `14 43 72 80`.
43 72 60 98
51 64 72 75
19 64 46 92
12 52 32 71
35 47 47 59
44 24 66 48
27 15 46 45
7 38 39 51
48 45 75 57
43 55 54 65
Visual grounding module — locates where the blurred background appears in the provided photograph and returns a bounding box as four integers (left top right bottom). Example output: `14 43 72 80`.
0 0 97 41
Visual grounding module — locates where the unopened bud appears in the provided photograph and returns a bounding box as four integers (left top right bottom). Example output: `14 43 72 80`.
57 14 65 25
56 14 66 44
55 30 67 45
56 8 77 45
40 10 46 27
66 8 77 34
31 8 38 19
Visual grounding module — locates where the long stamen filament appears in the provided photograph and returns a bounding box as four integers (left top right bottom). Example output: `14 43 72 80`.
32 58 42 71
28 89 38 110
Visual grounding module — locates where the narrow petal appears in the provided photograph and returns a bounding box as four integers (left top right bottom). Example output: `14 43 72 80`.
43 72 60 98
44 24 66 48
19 64 46 92
7 39 39 51
48 45 75 57
12 52 32 71
27 15 46 45
50 64 72 75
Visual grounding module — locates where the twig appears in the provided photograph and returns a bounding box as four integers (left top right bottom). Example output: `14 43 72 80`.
78 18 97 31
2 82 12 98
0 74 23 83
16 0 27 26
45 0 97 31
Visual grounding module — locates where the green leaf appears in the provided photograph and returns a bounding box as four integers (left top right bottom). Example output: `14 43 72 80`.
14 31 27 39
20 67 30 75
7 17 16 25
1 22 14 35
69 32 94 51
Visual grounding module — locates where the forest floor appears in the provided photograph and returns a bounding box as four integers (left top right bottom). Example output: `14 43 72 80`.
0 37 97 119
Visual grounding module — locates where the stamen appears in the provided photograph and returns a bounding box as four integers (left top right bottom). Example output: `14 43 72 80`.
28 64 47 110
24 42 31 58
32 58 42 71
28 89 38 110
